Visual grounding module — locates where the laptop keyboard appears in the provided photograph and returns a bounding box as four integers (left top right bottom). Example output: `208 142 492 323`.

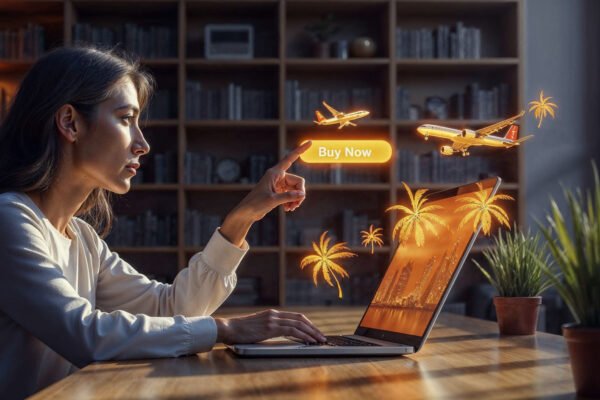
309 335 379 347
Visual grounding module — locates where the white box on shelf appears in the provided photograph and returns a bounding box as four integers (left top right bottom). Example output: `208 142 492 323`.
204 24 254 59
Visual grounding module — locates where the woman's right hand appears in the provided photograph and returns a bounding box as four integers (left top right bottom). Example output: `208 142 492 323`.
214 309 327 344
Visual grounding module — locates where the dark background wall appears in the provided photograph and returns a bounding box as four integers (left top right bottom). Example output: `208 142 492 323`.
523 0 600 228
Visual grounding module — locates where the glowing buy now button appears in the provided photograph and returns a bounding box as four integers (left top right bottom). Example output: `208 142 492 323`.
300 140 392 164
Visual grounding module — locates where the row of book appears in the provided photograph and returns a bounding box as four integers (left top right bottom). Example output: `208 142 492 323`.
396 82 510 120
0 23 45 60
135 149 495 185
342 210 383 247
73 23 176 58
185 81 276 120
144 89 175 120
286 212 382 247
183 152 275 184
246 216 278 247
396 23 481 59
185 210 278 246
286 274 381 306
106 211 177 247
397 149 495 184
455 82 510 120
284 80 381 121
130 152 177 184
290 163 384 184
184 210 221 246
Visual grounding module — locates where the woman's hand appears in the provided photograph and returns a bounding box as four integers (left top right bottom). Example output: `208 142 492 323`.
219 141 312 247
214 309 327 344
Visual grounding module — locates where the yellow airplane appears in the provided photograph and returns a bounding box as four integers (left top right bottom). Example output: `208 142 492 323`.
313 101 370 129
416 111 532 156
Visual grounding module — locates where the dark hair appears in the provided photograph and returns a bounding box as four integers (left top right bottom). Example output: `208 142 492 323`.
0 46 154 237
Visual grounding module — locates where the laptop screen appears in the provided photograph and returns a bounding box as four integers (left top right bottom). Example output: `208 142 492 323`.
356 178 500 341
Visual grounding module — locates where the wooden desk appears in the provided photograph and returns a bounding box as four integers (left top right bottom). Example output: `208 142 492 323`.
30 307 575 399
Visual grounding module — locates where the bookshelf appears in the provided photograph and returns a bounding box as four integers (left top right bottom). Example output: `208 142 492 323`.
0 0 524 308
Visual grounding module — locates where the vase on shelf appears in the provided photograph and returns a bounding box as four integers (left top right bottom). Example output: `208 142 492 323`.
313 41 331 59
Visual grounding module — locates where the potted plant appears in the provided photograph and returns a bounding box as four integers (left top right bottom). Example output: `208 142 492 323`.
537 163 600 397
474 226 552 335
304 14 340 58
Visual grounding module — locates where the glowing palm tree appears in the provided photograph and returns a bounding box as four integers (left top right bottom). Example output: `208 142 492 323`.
361 224 384 254
455 183 514 235
386 182 447 247
300 231 357 298
528 90 558 128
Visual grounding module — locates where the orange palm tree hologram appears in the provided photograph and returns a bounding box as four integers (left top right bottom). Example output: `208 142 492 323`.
386 182 447 247
300 231 357 298
528 90 558 128
455 183 514 235
361 224 384 254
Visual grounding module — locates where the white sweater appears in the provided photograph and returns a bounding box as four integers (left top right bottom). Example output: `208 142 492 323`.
0 192 249 399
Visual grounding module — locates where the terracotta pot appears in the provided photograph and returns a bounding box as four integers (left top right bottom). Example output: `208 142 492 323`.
493 296 541 335
563 324 600 397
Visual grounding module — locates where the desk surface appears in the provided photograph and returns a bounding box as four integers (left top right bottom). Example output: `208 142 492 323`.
30 307 575 399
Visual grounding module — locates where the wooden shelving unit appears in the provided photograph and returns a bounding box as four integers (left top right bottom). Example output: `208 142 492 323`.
0 0 523 307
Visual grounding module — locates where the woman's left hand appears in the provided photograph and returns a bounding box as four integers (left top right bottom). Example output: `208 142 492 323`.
219 141 312 246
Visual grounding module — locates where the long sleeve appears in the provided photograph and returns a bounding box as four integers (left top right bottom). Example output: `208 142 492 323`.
95 227 249 317
0 201 222 369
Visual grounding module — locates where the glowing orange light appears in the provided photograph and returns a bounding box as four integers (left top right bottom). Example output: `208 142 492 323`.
386 182 447 247
528 90 558 128
361 225 384 254
300 231 357 299
454 183 514 235
299 140 392 164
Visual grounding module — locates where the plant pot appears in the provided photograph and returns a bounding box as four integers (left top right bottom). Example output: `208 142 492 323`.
563 324 600 397
493 296 541 335
313 42 330 58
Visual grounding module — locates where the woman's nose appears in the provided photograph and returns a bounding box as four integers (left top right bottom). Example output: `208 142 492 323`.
133 132 150 156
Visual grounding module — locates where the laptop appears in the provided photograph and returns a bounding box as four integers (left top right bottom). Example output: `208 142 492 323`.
228 177 502 357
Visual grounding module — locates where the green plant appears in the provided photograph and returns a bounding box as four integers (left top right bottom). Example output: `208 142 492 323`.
304 14 340 43
474 226 553 297
537 162 600 328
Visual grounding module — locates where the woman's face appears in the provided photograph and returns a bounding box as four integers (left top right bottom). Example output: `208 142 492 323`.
73 77 150 194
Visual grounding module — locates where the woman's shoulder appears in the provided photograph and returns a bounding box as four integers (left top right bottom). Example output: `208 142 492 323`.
0 192 48 241
0 191 43 221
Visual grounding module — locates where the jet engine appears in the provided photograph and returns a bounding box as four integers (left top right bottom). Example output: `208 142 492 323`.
461 129 477 139
440 146 454 156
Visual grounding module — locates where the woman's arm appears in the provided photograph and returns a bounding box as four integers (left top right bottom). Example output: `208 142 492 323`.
94 225 247 317
0 202 217 368
95 142 313 318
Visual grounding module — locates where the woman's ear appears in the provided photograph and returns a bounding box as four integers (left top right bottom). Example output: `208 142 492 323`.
55 104 80 143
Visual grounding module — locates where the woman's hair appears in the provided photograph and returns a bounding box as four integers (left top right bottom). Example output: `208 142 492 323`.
0 46 154 237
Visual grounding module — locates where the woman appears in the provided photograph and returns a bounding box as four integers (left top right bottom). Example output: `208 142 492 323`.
0 46 325 399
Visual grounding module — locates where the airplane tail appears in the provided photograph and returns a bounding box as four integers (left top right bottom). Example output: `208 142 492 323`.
314 110 326 123
504 124 520 141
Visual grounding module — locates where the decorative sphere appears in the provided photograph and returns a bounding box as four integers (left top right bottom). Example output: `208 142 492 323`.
351 37 376 58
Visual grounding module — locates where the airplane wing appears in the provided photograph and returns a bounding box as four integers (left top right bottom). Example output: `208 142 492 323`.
322 101 344 117
452 141 470 152
475 111 525 137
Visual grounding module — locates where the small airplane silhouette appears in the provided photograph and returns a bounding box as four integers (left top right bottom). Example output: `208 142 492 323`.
417 111 533 156
313 101 370 129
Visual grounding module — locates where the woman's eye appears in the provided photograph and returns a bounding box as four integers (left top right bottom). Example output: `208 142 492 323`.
122 115 135 123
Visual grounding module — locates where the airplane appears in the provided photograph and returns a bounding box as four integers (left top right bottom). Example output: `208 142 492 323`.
416 111 533 156
313 101 370 129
